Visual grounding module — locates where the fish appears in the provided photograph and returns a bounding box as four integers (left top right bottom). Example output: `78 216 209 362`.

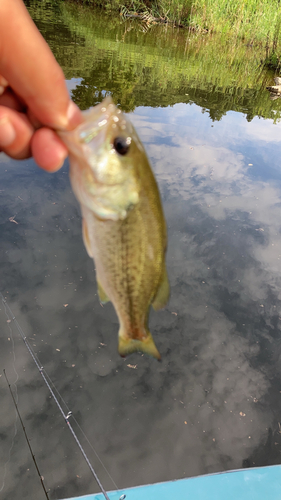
58 96 169 360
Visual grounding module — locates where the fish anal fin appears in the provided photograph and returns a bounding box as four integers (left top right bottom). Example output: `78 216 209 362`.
152 265 169 311
97 279 110 304
118 327 161 361
82 218 93 258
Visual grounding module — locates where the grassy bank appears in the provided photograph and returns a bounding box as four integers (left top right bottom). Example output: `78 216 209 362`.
26 0 281 122
76 0 281 38
71 0 281 67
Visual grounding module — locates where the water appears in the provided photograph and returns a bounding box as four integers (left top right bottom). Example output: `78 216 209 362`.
1 1 281 498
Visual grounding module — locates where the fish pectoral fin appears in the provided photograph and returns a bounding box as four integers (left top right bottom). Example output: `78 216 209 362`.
82 217 93 258
118 328 161 361
152 265 169 311
97 279 110 304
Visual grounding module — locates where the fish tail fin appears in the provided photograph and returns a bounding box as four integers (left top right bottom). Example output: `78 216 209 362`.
118 328 161 361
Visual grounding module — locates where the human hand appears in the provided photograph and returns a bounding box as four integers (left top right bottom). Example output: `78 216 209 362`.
0 0 82 172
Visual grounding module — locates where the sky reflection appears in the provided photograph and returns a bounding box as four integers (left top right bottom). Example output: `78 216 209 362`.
1 97 281 499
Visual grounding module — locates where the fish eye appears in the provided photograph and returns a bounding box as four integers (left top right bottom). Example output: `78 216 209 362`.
113 137 130 156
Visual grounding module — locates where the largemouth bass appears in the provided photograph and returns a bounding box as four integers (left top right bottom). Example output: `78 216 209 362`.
59 96 169 360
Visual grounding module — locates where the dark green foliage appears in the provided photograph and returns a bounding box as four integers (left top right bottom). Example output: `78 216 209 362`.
25 0 281 121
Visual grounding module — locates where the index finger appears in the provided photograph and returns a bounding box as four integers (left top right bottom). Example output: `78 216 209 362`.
0 0 81 130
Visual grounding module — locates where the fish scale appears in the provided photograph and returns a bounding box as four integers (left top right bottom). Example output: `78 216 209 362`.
59 96 169 360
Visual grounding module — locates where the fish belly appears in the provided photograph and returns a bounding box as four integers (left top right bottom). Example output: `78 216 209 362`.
81 202 166 359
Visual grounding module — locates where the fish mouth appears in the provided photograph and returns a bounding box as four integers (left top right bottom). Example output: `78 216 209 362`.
58 96 132 172
78 96 119 144
58 95 123 151
59 96 139 216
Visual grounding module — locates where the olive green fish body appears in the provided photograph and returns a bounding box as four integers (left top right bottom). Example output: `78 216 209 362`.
59 97 169 359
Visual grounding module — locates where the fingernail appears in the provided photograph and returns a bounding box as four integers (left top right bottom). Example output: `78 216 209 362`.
66 101 82 129
52 148 68 172
46 157 66 173
0 76 9 95
0 76 8 87
55 101 82 131
0 117 16 147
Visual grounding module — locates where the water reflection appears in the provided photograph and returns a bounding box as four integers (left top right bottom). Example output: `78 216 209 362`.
1 95 281 498
1 2 281 499
26 0 281 118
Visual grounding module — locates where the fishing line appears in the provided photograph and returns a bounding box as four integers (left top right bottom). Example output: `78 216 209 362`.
39 369 119 491
3 369 50 500
0 296 19 493
0 292 124 500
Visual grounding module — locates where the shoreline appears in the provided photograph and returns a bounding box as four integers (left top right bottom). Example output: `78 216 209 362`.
66 0 281 69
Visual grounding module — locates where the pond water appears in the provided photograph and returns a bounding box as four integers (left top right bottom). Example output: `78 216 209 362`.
1 1 281 499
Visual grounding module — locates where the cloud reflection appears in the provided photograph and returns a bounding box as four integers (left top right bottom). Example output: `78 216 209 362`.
0 102 281 498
